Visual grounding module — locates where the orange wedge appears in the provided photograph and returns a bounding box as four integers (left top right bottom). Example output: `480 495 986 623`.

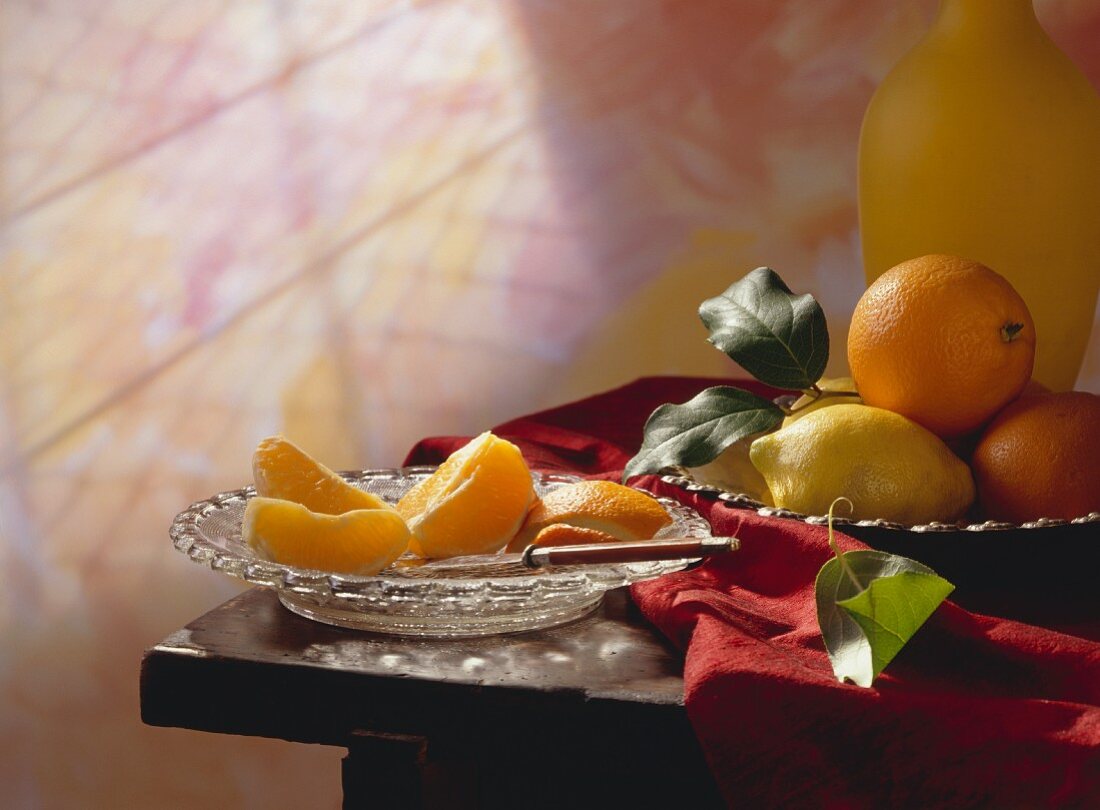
243 497 410 575
396 432 535 558
252 435 389 514
505 480 671 553
530 524 620 548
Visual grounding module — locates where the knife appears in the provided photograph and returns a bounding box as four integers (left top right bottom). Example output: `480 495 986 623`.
392 536 738 577
521 535 738 568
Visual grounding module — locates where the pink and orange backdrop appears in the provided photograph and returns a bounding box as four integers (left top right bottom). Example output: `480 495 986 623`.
2 1 1098 806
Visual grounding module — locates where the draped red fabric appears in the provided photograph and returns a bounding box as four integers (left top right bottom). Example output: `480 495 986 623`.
404 377 1100 807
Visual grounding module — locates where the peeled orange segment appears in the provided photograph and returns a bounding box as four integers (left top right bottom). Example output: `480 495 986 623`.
530 524 621 548
394 432 493 524
243 497 410 575
505 480 672 554
395 432 535 559
252 435 390 514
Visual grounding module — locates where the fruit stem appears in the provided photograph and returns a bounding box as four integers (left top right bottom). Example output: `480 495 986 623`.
815 391 861 402
790 389 861 416
827 497 863 592
1001 322 1024 342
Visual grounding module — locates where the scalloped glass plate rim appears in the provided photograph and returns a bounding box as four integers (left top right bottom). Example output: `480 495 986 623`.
170 467 714 597
663 466 1100 533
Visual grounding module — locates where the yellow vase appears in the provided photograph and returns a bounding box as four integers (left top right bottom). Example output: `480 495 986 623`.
858 0 1100 391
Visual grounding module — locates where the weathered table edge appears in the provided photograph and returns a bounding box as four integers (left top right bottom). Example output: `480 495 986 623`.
140 587 691 747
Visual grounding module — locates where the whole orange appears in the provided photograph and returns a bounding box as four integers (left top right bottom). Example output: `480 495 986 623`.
971 391 1100 523
847 254 1035 438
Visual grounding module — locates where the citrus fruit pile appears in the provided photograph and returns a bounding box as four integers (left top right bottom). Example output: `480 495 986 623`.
728 254 1099 524
243 435 670 574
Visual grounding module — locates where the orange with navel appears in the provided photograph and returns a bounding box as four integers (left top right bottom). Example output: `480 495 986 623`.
971 391 1100 523
847 254 1035 439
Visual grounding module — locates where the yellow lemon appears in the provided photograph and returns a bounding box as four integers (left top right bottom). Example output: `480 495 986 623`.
686 434 774 505
749 403 974 524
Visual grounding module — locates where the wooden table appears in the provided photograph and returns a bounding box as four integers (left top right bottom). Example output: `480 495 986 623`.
141 587 724 809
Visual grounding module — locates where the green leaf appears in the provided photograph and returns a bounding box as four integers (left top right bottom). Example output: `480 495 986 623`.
816 550 954 687
622 386 783 482
838 572 955 682
699 267 829 390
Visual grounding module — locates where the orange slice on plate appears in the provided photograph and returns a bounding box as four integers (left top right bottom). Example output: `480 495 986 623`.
505 480 672 553
531 524 620 547
252 435 390 514
243 497 410 575
396 432 535 559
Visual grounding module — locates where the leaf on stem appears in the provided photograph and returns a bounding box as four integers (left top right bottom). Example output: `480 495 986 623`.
699 267 829 390
816 550 954 687
622 386 783 482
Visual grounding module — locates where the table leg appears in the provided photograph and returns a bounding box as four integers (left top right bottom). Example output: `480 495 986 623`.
342 730 428 810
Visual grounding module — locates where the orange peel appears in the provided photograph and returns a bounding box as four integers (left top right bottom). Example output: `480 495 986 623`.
506 480 671 553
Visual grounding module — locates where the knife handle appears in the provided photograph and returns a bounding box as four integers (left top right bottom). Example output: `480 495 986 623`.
521 536 737 568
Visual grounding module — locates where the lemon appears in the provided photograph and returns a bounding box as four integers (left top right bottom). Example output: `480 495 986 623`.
686 378 861 502
782 376 861 428
686 434 774 505
749 403 974 524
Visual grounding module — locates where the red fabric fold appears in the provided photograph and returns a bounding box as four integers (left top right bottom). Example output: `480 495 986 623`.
404 376 1100 807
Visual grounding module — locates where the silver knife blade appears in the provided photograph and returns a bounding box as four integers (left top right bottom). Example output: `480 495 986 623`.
393 536 737 578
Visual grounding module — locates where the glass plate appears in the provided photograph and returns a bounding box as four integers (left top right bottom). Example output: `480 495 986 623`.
170 467 712 637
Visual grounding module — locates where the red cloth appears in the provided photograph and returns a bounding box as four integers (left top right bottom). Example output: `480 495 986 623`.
404 376 1100 807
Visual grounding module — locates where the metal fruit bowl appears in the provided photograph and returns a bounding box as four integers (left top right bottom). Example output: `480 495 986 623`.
663 467 1100 625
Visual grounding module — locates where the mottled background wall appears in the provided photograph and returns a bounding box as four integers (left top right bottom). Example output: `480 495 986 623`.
1 1 1098 806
